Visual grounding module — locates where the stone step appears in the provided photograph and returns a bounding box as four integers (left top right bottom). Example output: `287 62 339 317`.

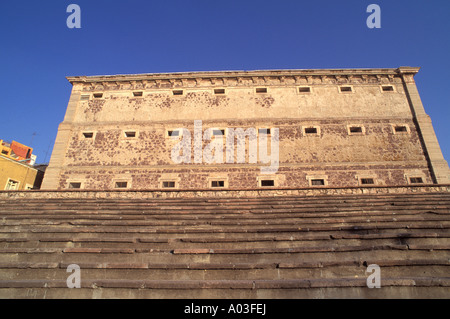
2 231 449 256
1 277 449 290
2 249 447 269
2 230 447 242
1 209 449 223
0 243 448 258
2 196 449 212
2 198 449 210
0 238 447 257
1 206 449 219
3 211 449 224
3 220 448 236
2 284 448 299
1 258 448 270
1 191 449 298
1 264 448 282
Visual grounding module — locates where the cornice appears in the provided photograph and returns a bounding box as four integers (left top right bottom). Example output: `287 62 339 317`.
67 67 420 91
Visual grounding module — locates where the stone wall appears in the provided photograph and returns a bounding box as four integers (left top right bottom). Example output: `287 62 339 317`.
41 68 450 190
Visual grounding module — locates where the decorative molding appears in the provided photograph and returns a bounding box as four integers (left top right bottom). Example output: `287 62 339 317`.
74 68 416 92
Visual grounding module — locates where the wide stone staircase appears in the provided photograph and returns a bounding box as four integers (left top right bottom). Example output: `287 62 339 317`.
0 191 449 298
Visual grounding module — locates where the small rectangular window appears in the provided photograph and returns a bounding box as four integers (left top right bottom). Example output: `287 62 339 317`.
214 89 225 94
258 128 271 135
211 181 225 188
115 182 128 189
361 178 375 185
261 180 275 187
409 177 423 184
93 93 103 98
5 179 19 190
311 179 325 186
162 181 176 188
69 182 82 189
80 95 90 101
1 150 8 155
339 86 353 93
168 130 180 137
382 85 394 92
395 126 408 133
172 90 183 96
133 91 143 97
304 127 318 134
213 129 225 136
299 87 311 93
256 88 267 93
82 132 94 138
125 131 136 138
350 126 363 133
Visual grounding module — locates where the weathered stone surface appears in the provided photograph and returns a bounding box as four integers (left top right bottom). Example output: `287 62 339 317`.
0 190 449 298
40 68 450 191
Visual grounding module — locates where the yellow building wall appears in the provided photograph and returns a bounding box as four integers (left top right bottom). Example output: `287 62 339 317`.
0 156 38 190
0 140 12 157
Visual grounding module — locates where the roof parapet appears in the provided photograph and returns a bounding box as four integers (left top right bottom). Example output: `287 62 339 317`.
66 67 419 84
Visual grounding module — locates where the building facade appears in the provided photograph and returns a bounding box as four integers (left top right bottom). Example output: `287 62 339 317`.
41 67 450 190
0 155 43 190
1 139 36 165
0 139 44 190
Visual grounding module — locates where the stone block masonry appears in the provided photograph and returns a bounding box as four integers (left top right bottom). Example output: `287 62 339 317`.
41 67 450 190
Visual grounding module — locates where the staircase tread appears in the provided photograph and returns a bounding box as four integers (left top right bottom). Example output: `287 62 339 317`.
1 191 450 298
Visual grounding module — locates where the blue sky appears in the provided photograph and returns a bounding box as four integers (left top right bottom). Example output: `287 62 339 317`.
0 0 449 164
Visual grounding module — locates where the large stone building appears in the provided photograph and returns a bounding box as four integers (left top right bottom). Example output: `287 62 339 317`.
41 67 450 190
2 67 450 299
